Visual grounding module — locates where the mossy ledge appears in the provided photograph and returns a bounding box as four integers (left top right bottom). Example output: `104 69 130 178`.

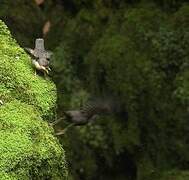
0 20 67 179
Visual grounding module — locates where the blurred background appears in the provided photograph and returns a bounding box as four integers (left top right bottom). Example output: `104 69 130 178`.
1 0 189 179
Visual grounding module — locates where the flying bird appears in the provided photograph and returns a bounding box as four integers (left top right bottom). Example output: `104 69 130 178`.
51 98 120 135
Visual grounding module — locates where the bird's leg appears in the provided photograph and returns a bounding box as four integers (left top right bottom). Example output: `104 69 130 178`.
44 72 47 79
43 69 49 79
49 117 65 126
34 70 37 76
55 123 75 136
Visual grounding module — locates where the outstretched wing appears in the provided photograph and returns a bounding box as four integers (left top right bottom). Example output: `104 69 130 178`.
62 97 123 126
46 51 53 59
81 99 113 119
24 48 37 58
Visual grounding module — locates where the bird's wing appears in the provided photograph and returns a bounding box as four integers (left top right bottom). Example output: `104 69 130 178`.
24 48 38 58
46 51 53 59
81 100 113 119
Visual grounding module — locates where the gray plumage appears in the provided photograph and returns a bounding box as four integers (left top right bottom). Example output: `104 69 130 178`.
51 98 115 129
64 100 113 125
52 98 124 135
25 38 52 75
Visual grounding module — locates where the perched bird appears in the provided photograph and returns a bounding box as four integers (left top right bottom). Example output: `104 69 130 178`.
25 38 52 76
52 98 120 135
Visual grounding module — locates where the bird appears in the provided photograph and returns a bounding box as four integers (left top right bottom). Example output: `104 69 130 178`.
25 38 52 76
51 98 119 135
31 58 49 76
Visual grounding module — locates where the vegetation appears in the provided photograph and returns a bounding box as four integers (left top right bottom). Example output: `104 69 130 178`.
0 20 67 179
51 2 189 180
0 0 189 179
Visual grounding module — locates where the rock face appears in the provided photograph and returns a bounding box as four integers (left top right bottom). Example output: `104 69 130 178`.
0 20 67 179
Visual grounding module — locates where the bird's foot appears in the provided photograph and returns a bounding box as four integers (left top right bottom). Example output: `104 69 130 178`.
55 130 65 136
54 123 75 136
49 118 64 126
49 122 54 126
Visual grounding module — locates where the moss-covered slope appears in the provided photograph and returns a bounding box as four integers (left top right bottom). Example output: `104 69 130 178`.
0 20 67 179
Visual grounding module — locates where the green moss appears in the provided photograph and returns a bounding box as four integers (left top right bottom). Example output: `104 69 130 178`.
0 20 67 179
0 21 56 115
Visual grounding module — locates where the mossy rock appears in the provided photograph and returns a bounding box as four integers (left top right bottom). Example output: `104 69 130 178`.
0 20 67 179
0 21 56 116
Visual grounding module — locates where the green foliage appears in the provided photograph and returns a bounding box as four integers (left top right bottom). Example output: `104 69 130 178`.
0 20 67 179
158 170 189 180
52 2 189 180
0 22 56 116
0 101 67 180
1 0 189 179
84 4 189 180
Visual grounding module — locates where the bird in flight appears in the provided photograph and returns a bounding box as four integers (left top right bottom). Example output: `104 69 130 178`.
51 98 119 135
